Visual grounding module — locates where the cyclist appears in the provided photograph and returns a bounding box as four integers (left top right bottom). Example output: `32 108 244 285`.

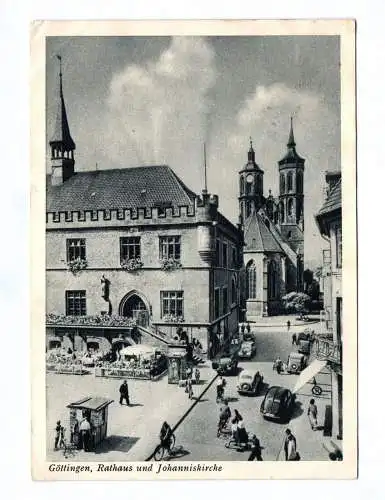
218 400 231 432
159 421 173 454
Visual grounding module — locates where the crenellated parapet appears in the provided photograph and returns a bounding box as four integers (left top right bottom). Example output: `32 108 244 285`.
46 204 196 229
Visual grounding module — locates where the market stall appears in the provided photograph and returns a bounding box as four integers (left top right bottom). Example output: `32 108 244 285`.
67 396 114 451
95 344 167 380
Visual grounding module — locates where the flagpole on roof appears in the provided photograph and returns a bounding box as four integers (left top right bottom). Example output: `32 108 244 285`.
203 143 208 194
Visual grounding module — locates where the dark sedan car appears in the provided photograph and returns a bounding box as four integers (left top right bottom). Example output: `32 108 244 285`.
212 354 238 375
260 386 296 422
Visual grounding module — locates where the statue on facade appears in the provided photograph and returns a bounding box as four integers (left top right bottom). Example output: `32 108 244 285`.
101 275 110 301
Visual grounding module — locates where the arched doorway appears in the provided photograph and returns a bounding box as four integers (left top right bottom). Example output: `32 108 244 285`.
120 292 150 327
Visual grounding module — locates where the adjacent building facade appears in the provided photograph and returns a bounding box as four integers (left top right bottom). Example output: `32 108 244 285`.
46 65 242 358
239 119 305 320
315 173 343 441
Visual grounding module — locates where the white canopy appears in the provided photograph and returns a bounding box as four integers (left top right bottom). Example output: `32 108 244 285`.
120 344 157 358
292 359 328 394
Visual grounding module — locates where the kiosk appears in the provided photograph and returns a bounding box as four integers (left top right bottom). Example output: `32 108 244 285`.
167 344 188 384
67 396 114 450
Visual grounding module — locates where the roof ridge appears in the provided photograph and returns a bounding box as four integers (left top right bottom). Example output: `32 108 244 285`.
165 166 197 203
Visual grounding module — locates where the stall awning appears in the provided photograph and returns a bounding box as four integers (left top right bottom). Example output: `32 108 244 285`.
292 359 328 394
67 396 114 412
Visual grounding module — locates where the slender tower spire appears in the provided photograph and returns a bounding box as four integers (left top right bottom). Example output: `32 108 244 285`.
50 56 76 185
202 143 208 194
287 116 296 148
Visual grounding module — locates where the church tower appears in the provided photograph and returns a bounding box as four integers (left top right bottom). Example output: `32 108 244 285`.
277 118 305 249
278 118 305 291
49 56 76 186
238 139 264 227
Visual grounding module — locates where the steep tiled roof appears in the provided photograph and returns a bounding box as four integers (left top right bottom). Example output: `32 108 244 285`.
46 165 196 212
317 179 341 216
244 212 284 253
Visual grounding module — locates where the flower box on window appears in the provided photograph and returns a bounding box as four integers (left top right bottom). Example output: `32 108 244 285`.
162 314 185 323
67 257 88 275
160 258 182 271
46 313 137 328
120 257 144 272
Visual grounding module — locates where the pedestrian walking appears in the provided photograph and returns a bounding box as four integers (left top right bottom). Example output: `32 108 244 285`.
119 380 130 406
234 409 243 423
287 320 291 331
275 356 283 375
240 322 245 334
186 376 194 399
284 429 297 461
54 420 62 450
292 333 297 345
307 398 318 430
286 434 299 460
246 322 251 334
248 435 263 461
195 367 200 385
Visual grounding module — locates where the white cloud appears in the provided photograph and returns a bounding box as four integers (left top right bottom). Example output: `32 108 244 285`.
103 37 217 174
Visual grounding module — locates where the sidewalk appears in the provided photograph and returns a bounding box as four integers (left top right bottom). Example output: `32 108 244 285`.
247 315 320 332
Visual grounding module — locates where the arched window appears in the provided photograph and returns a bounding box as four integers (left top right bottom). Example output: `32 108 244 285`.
268 260 277 300
231 275 237 304
287 171 293 191
279 201 284 223
240 176 245 195
256 175 262 194
246 261 257 300
245 179 252 195
280 173 286 193
296 171 303 193
288 198 294 218
246 201 252 218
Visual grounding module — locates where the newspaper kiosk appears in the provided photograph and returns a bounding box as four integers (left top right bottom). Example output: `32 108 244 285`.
67 396 114 450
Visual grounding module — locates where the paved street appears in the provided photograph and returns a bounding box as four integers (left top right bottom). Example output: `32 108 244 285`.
169 328 332 462
47 320 332 462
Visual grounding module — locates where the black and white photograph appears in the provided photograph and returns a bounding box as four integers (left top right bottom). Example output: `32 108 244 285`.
30 20 357 480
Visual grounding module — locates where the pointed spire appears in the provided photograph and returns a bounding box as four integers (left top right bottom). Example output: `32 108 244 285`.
287 116 296 148
50 55 76 150
248 136 255 163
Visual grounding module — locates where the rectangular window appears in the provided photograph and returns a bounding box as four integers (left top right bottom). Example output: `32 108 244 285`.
223 287 228 315
120 236 141 261
232 247 237 268
214 288 220 319
65 290 86 316
222 243 228 268
336 226 342 268
66 238 86 261
161 291 184 318
159 236 181 260
215 239 221 267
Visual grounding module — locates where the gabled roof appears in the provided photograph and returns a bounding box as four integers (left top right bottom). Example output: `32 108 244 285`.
315 179 341 235
46 165 196 212
244 211 284 253
317 179 341 216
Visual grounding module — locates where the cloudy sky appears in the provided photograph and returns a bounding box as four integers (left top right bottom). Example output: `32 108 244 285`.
46 36 340 267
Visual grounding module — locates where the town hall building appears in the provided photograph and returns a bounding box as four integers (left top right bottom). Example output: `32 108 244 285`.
45 62 242 358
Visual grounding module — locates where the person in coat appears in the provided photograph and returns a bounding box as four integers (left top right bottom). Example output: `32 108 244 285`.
284 429 297 460
248 435 263 461
307 398 318 430
119 380 130 406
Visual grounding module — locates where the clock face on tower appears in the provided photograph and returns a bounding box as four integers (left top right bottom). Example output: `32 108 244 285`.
246 174 254 184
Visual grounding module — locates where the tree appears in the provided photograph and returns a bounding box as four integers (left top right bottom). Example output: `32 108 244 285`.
282 292 311 318
303 269 314 293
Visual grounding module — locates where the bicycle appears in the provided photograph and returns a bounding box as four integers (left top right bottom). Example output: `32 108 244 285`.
311 377 323 396
153 433 176 461
217 417 231 438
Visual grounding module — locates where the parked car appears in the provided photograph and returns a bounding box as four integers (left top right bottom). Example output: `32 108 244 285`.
260 386 296 422
212 354 238 375
238 340 256 359
237 369 263 395
286 352 307 374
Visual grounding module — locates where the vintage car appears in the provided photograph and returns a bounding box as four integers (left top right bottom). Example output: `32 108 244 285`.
237 369 263 395
260 386 296 422
211 354 238 375
297 338 311 355
238 340 256 359
286 352 307 374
